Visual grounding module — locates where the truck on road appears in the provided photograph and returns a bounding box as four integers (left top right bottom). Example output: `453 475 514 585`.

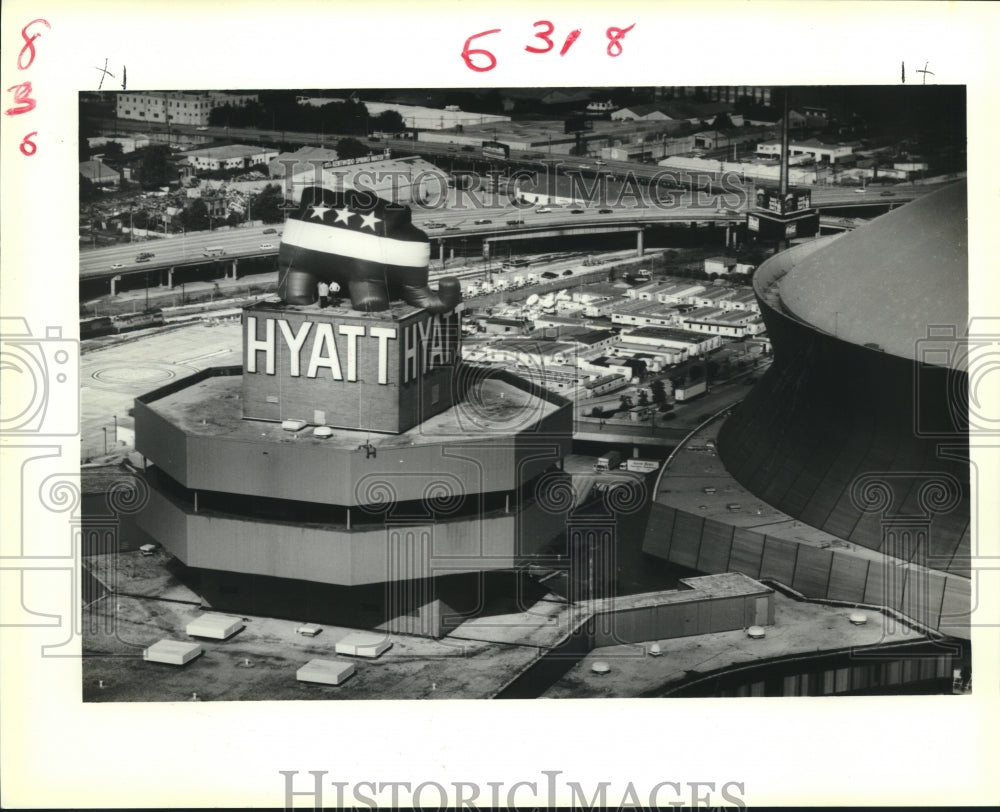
594 451 622 472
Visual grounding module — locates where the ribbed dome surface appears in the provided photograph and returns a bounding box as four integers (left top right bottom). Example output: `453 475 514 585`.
780 181 967 369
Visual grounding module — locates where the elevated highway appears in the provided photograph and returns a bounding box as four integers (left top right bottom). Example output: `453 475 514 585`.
80 177 953 295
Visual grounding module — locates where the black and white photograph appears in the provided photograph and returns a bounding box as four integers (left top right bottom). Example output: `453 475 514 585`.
75 83 972 703
2 2 997 809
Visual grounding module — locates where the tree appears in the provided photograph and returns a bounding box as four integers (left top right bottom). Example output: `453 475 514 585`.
181 199 210 232
650 379 667 407
638 390 650 407
619 394 634 411
254 183 286 224
79 175 100 204
374 109 405 134
336 137 369 160
140 144 174 188
590 406 603 418
101 141 125 164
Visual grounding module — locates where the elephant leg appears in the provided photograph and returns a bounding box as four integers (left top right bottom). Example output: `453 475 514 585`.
347 277 390 312
280 268 318 305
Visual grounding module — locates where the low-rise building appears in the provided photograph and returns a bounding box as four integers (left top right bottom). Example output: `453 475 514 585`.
756 138 856 165
268 146 341 178
682 308 761 338
483 317 527 335
654 282 708 305
612 341 686 367
87 135 151 154
620 326 722 357
116 91 257 126
689 288 737 308
184 145 279 172
611 300 682 328
704 257 738 276
583 374 629 397
80 159 120 188
725 289 760 312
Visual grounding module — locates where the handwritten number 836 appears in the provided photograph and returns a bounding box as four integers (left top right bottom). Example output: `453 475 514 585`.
461 22 634 72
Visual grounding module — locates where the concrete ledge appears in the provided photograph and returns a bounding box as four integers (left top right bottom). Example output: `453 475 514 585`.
335 632 393 659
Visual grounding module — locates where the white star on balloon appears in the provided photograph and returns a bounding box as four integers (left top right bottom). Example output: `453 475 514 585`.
359 211 381 231
309 205 332 220
333 206 354 224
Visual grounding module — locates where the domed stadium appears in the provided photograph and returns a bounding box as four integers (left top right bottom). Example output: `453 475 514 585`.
717 181 969 576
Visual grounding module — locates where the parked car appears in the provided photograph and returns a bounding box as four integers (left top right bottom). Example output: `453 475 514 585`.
562 269 574 276
263 228 277 234
541 271 558 279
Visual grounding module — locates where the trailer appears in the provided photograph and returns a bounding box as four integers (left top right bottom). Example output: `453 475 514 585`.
675 380 707 401
624 458 660 473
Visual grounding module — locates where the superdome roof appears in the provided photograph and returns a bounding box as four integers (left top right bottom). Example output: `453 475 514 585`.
779 181 967 369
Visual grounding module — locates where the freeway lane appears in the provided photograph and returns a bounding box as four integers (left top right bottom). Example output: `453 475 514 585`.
80 181 951 282
80 224 282 278
79 198 742 281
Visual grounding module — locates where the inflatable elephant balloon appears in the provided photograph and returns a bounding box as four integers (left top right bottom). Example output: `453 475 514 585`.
277 186 462 314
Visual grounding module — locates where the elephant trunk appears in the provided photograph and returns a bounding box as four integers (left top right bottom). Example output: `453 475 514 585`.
401 276 463 314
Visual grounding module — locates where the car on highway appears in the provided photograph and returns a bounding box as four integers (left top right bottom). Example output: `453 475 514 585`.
880 191 895 197
595 159 606 166
423 222 446 229
110 263 124 270
196 126 209 131
536 207 552 213
445 225 460 231
570 209 584 214
506 219 523 226
854 188 866 194
260 243 275 249
263 228 277 234
578 163 590 169
541 271 559 279
598 208 613 214
473 218 493 225
135 255 151 262
562 269 574 276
